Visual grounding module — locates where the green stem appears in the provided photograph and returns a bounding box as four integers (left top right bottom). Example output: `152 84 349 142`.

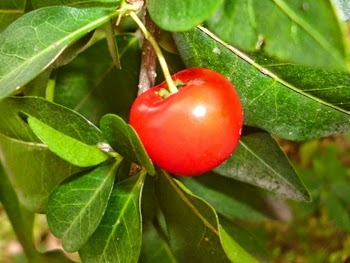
129 11 178 94
46 69 57 102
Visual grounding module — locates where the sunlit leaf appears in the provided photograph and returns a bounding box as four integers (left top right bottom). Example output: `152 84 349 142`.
0 97 108 211
47 160 121 252
27 115 109 167
147 0 223 31
79 171 146 262
100 114 155 175
0 6 118 100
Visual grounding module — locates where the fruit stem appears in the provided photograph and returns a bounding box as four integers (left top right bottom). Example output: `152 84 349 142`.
129 11 178 94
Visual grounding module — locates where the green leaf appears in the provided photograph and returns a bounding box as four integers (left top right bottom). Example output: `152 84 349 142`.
37 250 76 263
55 34 140 124
214 129 310 201
180 175 272 221
79 171 146 262
0 6 118 100
100 114 155 175
247 52 350 112
219 217 269 262
47 160 121 252
31 0 120 9
0 96 108 212
206 0 349 70
0 133 81 213
27 115 109 167
140 221 177 263
0 1 25 33
219 226 259 263
173 28 350 140
147 0 224 31
0 165 76 262
156 170 255 262
0 96 107 144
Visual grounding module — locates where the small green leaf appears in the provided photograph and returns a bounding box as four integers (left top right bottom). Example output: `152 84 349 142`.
100 114 155 175
79 170 146 262
214 129 310 201
147 0 224 31
27 115 109 167
47 160 121 252
156 170 251 262
0 6 118 100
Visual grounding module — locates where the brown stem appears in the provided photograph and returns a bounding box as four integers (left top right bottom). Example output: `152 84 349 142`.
137 10 159 95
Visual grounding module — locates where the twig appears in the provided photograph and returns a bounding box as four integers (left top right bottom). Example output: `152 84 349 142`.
137 10 159 95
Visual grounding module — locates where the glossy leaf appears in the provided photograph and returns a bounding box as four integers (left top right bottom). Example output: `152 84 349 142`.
47 160 121 252
219 216 269 261
0 96 108 212
214 130 310 201
0 133 80 213
180 174 281 221
219 226 259 263
0 97 107 144
79 171 146 263
0 0 24 33
100 114 155 175
207 0 349 70
27 116 109 167
248 52 350 112
173 28 350 140
147 0 224 31
55 34 141 123
156 170 256 262
0 6 118 100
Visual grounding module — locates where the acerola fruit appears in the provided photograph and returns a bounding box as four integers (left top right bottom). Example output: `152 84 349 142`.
129 67 243 176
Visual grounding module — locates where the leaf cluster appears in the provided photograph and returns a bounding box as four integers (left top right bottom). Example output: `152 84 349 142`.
0 0 349 262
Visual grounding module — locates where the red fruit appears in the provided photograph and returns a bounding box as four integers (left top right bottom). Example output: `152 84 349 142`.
129 68 243 176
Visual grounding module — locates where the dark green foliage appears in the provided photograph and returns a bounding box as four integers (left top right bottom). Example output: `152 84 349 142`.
0 0 349 262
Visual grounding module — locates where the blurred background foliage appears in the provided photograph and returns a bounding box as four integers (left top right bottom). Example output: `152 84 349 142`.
2 133 350 263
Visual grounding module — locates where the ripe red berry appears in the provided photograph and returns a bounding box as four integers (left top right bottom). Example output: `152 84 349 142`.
129 68 243 176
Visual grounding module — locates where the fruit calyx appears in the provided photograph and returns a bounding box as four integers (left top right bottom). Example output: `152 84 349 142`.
156 79 184 98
